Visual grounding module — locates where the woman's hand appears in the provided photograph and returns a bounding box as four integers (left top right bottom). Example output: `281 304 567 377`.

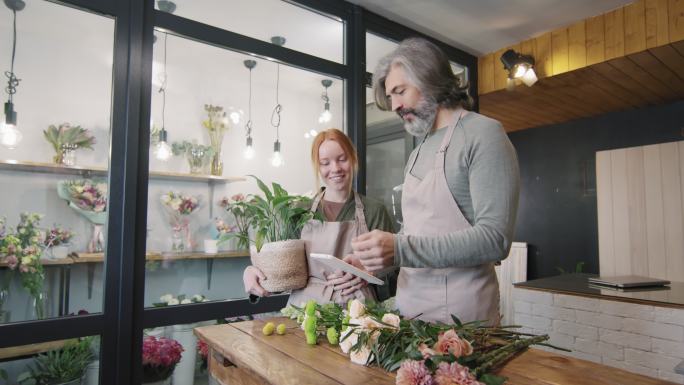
351 229 395 272
243 265 271 297
325 255 368 296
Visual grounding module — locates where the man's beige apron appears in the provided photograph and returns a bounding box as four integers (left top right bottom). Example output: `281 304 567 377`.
396 110 500 325
288 191 376 306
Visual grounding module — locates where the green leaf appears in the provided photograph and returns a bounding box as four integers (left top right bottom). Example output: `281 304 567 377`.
250 175 273 202
479 373 507 385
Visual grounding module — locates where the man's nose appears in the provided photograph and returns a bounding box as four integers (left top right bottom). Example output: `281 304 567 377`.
392 99 402 112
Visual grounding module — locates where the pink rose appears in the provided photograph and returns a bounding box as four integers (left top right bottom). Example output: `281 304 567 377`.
433 329 473 358
5 255 18 269
396 360 434 385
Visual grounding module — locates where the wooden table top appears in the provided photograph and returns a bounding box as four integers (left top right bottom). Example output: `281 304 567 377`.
195 317 678 385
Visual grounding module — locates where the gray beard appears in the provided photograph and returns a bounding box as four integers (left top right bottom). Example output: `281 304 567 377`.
402 98 438 137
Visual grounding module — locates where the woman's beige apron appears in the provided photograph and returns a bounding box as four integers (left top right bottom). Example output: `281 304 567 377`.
288 191 376 306
396 110 500 325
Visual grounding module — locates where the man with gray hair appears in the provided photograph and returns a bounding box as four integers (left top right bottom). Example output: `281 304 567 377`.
349 37 520 325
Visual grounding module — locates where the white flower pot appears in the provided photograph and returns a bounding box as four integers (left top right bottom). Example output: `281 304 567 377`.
47 244 70 259
170 323 198 385
84 360 100 385
204 239 218 254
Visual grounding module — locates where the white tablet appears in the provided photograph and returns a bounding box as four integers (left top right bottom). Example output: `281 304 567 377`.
309 253 384 285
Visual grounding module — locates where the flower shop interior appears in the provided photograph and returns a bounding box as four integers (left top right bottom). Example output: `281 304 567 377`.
1 0 684 384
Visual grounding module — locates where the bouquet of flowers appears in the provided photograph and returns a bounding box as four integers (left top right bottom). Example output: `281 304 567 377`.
57 179 108 252
43 123 96 165
142 336 184 383
153 293 208 307
0 213 47 319
44 225 74 248
202 104 230 176
217 193 252 251
160 191 199 252
282 300 567 385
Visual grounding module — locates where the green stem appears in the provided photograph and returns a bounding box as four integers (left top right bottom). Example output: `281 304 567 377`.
472 335 548 378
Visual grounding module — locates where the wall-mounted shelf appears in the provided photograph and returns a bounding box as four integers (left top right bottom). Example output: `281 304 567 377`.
0 339 77 361
72 250 250 263
0 250 250 267
0 160 246 184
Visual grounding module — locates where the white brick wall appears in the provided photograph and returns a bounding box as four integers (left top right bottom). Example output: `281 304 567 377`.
513 287 684 383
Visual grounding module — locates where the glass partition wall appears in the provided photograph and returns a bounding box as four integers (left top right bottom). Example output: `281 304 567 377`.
0 1 476 384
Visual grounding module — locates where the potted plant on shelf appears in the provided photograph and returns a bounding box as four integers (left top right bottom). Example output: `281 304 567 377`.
220 176 320 292
43 225 74 259
171 140 214 175
141 336 184 385
43 123 96 166
20 337 93 385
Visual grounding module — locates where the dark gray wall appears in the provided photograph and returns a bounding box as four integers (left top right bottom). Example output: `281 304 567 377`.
508 100 684 279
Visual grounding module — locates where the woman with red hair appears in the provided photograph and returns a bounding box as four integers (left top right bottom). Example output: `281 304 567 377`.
243 128 394 305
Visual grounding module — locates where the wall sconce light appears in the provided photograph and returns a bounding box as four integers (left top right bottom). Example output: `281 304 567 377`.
1 0 25 150
500 49 538 89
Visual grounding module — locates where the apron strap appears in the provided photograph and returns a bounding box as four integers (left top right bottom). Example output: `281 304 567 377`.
310 189 325 212
353 191 369 233
435 109 464 170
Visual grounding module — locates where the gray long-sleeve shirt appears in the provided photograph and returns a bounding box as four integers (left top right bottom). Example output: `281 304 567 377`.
394 111 520 268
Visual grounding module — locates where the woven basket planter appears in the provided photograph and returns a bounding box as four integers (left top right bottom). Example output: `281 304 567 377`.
250 239 308 292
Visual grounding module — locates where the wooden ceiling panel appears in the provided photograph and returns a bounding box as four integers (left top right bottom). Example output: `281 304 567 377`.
480 43 684 132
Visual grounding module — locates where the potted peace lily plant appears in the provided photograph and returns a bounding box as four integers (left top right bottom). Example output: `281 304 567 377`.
219 176 320 292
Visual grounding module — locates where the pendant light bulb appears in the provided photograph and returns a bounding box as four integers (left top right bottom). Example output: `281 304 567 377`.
319 79 333 124
0 122 22 149
318 104 331 123
154 128 171 161
243 136 255 159
271 140 283 167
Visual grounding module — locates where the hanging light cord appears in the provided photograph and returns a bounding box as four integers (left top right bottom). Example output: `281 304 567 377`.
246 67 253 138
5 9 20 102
158 33 168 130
270 63 282 141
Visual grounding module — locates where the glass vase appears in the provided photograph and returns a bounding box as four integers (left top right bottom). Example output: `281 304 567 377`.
26 291 48 321
171 226 185 252
186 147 206 174
210 153 223 176
0 288 9 323
54 143 78 166
88 224 105 253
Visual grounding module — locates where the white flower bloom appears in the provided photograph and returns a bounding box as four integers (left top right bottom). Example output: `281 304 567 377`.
359 316 384 330
160 294 174 303
349 344 372 366
381 313 400 328
192 294 205 302
339 329 358 354
349 299 366 318
167 298 180 305
180 298 192 304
